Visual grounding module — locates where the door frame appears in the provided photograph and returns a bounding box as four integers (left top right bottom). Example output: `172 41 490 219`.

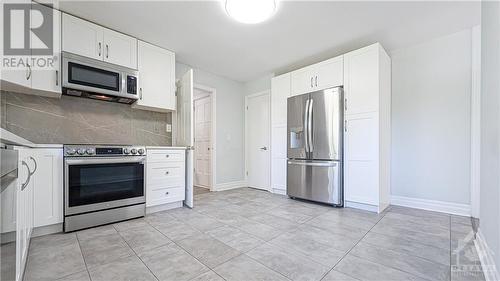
193 84 217 192
245 90 271 192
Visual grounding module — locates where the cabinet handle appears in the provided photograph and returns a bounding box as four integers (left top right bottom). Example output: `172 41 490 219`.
29 156 37 176
55 70 59 86
344 98 347 111
310 77 313 88
140 88 143 100
98 42 102 57
26 64 32 80
165 191 169 195
315 76 318 87
344 120 348 133
165 154 169 158
21 161 31 190
165 171 169 175
106 44 109 59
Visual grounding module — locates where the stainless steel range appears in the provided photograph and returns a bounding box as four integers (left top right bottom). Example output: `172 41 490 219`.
63 145 146 232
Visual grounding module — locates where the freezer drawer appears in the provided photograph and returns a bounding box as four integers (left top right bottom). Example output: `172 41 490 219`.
287 160 342 206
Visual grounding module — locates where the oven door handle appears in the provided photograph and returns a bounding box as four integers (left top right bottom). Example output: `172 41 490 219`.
65 156 146 165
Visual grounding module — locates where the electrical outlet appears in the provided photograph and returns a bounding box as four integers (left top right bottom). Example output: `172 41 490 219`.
166 124 172 132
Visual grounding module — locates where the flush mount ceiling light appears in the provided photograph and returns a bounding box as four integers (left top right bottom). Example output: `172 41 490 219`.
224 0 277 24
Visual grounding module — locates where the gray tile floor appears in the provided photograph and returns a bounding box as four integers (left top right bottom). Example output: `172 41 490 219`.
25 188 486 281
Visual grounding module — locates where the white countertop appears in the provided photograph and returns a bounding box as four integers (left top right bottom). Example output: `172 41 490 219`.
146 146 188 150
0 128 63 149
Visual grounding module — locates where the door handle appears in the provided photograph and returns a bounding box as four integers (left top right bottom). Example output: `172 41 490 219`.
98 42 102 57
55 70 59 86
106 44 109 59
304 98 310 153
308 98 314 152
260 147 267 151
315 76 318 87
310 77 313 88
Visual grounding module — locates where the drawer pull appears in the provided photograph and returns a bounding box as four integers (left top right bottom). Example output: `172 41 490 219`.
165 155 170 158
165 191 169 195
165 171 169 175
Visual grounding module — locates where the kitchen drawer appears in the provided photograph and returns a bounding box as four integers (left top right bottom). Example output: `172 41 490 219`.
146 187 185 207
147 150 185 163
147 163 185 188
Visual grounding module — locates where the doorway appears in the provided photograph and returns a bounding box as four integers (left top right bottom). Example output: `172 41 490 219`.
193 85 216 192
245 91 271 191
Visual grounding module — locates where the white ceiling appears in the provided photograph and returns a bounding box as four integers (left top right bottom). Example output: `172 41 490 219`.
59 1 480 82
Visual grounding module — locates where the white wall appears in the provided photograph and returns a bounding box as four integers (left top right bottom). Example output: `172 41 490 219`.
391 28 474 206
243 74 273 96
176 62 246 185
479 0 500 273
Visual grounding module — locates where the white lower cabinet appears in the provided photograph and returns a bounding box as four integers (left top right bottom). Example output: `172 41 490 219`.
15 148 36 281
146 149 186 208
31 148 63 227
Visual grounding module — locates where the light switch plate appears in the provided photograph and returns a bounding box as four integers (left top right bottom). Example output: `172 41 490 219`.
166 124 172 132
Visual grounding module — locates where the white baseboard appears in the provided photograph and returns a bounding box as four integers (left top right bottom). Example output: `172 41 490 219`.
345 201 379 213
214 180 247 191
391 195 471 216
272 188 286 195
475 229 500 281
146 201 183 214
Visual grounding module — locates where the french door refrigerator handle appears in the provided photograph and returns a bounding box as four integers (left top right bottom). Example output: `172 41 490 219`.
304 98 310 153
308 98 314 153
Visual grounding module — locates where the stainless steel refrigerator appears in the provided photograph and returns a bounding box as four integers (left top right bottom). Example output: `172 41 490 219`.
287 86 343 206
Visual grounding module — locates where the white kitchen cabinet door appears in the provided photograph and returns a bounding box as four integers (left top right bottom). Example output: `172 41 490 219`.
133 40 176 112
344 112 379 206
62 13 103 61
102 28 137 69
315 56 343 91
31 5 61 97
290 55 343 96
271 73 290 126
0 0 31 92
290 65 316 96
32 148 63 228
176 70 194 208
343 45 380 115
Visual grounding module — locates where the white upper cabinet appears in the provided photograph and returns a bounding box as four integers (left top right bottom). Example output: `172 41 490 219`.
291 55 343 96
271 73 290 126
132 40 176 112
102 28 137 69
62 13 103 61
62 13 137 69
1 2 62 97
343 45 380 115
31 4 61 96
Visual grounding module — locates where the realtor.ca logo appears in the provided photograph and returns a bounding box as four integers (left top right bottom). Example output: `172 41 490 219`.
3 2 56 69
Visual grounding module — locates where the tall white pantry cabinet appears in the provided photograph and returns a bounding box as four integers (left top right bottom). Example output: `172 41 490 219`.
270 43 391 213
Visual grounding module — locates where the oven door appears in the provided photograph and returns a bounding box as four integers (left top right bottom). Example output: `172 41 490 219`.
64 156 146 216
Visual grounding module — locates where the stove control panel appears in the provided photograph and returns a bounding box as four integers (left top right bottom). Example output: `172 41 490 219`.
64 145 146 157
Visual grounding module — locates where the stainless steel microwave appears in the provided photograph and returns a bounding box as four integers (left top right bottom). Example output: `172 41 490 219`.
62 52 139 104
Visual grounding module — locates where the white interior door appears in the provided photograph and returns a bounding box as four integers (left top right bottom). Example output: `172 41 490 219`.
176 69 194 208
194 95 212 188
246 93 271 191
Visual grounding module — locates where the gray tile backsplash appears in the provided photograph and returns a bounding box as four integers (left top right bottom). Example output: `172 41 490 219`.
0 91 172 145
